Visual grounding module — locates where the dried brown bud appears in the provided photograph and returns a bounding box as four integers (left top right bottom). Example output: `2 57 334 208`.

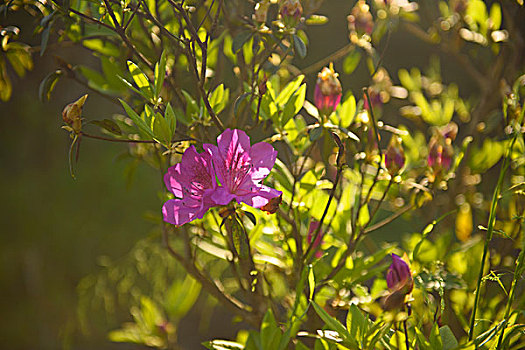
62 94 88 133
261 194 282 214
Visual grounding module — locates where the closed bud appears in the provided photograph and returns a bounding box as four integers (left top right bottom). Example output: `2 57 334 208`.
62 94 88 133
385 136 405 175
314 63 342 116
280 0 303 28
428 126 455 177
383 253 413 310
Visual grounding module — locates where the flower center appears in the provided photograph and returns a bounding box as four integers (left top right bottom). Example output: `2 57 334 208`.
224 142 252 193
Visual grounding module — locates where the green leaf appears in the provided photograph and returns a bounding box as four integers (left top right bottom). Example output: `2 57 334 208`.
338 94 356 127
127 60 152 98
293 34 307 59
152 112 172 145
308 265 315 300
346 304 368 346
272 158 294 192
117 75 150 99
429 323 443 349
154 50 167 99
232 31 252 53
140 296 163 330
244 211 257 226
90 119 122 135
281 84 306 127
276 75 305 106
82 38 120 56
166 275 201 319
40 27 50 57
0 58 12 101
39 69 62 102
118 99 154 138
343 50 361 75
164 103 177 138
261 310 281 350
311 301 352 344
78 65 110 92
414 326 432 350
439 326 458 350
209 84 229 114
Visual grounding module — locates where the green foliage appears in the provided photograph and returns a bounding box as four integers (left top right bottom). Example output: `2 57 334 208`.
5 0 525 348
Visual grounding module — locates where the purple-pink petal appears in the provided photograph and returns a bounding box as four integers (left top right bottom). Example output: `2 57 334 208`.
249 142 278 182
162 145 216 226
162 198 200 226
386 253 411 290
238 185 281 208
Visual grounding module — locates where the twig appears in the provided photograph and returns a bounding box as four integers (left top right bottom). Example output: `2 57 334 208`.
162 224 259 326
301 43 354 76
304 134 344 262
80 132 193 144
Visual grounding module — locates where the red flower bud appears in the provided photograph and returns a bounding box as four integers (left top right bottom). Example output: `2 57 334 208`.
384 136 405 175
427 122 457 177
314 64 342 116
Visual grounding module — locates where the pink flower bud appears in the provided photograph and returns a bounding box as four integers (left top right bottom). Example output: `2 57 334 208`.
386 254 413 292
384 136 405 175
314 64 342 116
280 0 303 28
383 253 413 311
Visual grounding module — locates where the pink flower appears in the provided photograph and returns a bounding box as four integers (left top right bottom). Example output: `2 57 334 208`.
204 129 282 209
307 221 324 258
162 146 217 226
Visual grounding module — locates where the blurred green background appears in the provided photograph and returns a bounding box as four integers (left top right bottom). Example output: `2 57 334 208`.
0 1 498 349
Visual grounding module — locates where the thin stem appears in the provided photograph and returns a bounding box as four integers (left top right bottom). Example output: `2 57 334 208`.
364 204 414 234
301 44 353 76
304 136 344 262
162 224 259 326
496 217 525 348
403 320 410 350
80 132 193 145
468 128 520 340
